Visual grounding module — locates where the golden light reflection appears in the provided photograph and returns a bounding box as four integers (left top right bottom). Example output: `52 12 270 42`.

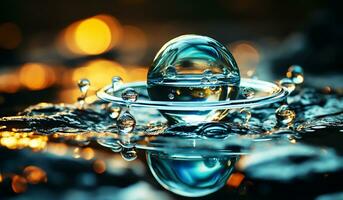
19 63 56 90
60 15 122 56
47 143 68 156
75 18 111 55
82 147 95 160
11 175 27 193
0 72 21 93
73 147 81 159
0 131 47 151
0 173 3 183
227 172 245 188
23 166 47 184
0 22 22 49
72 59 128 88
93 160 106 174
230 41 260 77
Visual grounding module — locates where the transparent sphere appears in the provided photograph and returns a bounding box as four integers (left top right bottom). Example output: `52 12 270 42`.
147 35 240 123
147 151 237 197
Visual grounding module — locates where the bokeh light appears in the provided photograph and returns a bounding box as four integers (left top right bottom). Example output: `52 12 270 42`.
230 41 260 77
0 71 21 93
93 160 106 174
11 175 27 193
72 59 128 88
60 14 122 56
75 18 111 55
0 22 22 50
227 172 245 188
23 166 47 184
19 63 56 90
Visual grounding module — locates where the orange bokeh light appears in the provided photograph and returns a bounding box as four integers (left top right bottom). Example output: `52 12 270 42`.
23 166 47 184
11 175 27 193
230 41 260 77
82 147 95 160
0 22 22 49
72 59 128 88
227 172 245 188
60 14 122 56
93 160 106 174
19 63 56 90
0 72 21 93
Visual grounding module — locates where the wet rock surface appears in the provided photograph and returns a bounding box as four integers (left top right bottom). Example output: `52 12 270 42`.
238 143 343 199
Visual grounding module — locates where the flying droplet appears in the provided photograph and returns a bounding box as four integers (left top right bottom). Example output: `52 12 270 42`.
77 78 90 108
120 147 137 161
240 109 251 127
201 77 209 84
121 88 138 102
280 78 296 93
275 105 296 127
209 76 218 84
116 111 136 134
165 66 177 78
287 65 304 84
168 93 175 100
78 79 90 94
108 105 121 119
241 87 255 99
112 76 123 92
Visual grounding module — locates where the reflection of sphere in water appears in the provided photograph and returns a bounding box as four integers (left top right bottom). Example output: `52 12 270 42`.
147 35 240 123
146 151 237 197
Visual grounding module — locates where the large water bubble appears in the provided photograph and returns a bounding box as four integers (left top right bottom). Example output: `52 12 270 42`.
147 35 241 123
146 151 237 197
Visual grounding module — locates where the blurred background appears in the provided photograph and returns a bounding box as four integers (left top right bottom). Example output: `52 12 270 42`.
0 0 341 116
0 1 342 199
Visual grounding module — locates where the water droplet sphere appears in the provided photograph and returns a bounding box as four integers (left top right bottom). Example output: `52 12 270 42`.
116 111 136 134
147 151 237 197
147 35 240 123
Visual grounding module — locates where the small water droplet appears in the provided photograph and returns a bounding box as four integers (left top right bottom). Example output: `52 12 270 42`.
280 78 296 93
120 147 137 161
165 66 177 78
241 87 255 99
108 105 121 119
201 77 209 84
287 65 304 84
78 79 90 94
168 93 175 100
275 105 296 127
117 112 136 134
112 76 123 91
203 69 213 78
240 109 251 127
121 88 138 102
209 76 218 84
